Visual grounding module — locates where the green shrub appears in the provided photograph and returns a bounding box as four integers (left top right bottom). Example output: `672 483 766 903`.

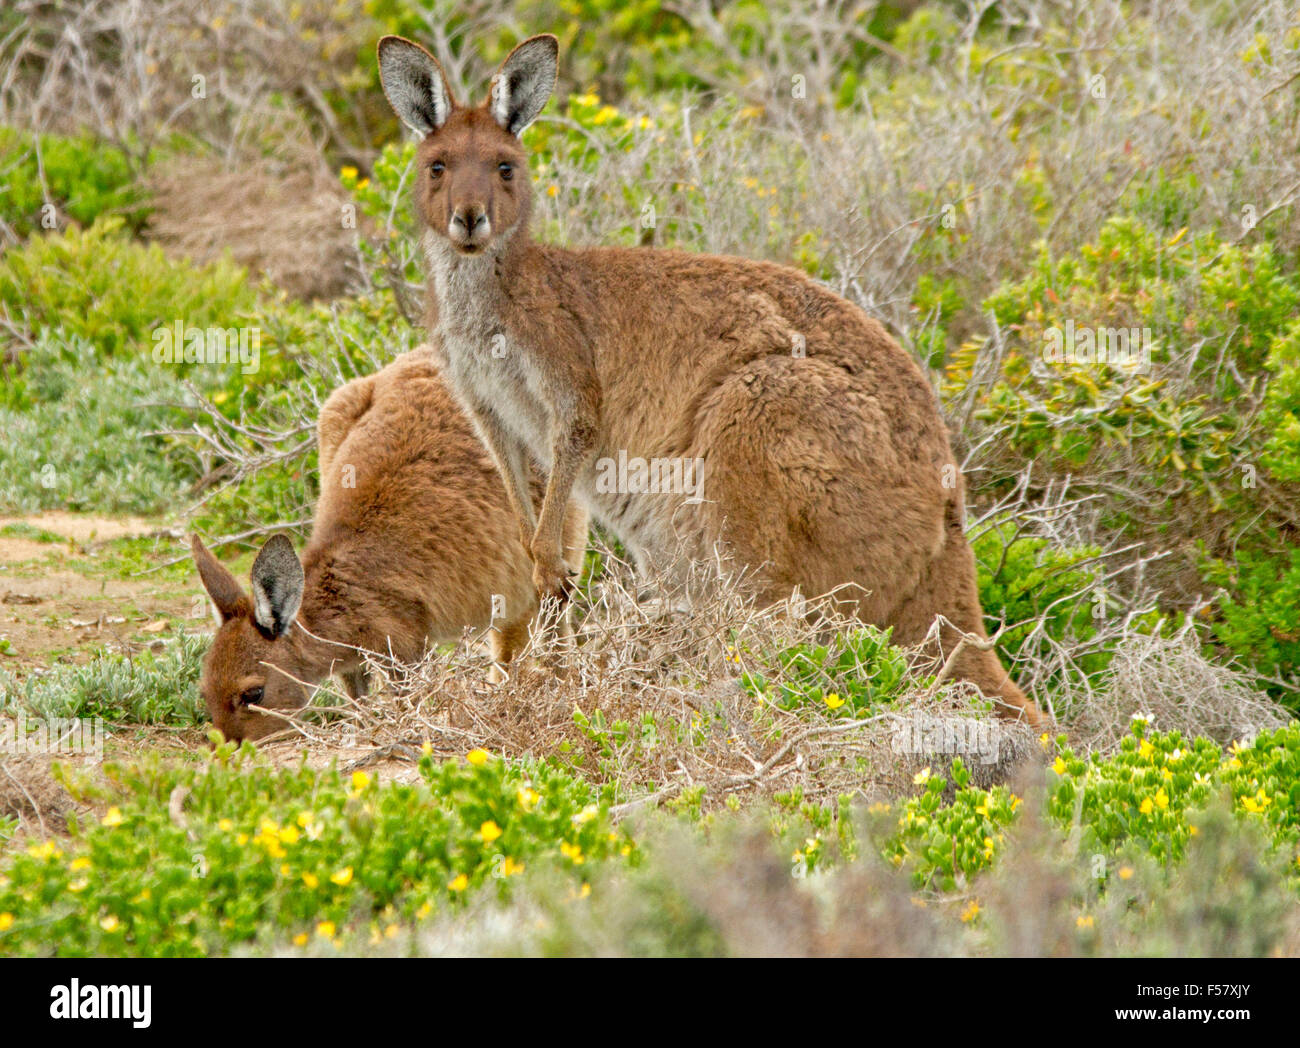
887 721 1300 893
739 626 914 718
0 632 206 725
885 759 1022 891
1048 720 1300 870
1261 316 1300 485
0 127 148 236
0 745 633 956
1205 549 1300 694
973 522 1110 670
0 217 254 363
0 331 193 514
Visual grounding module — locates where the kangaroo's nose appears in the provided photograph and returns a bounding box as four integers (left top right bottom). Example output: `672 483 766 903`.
451 209 489 234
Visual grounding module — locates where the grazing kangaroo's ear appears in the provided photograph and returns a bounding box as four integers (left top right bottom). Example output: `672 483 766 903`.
249 534 305 638
377 35 455 135
191 534 247 623
488 34 558 136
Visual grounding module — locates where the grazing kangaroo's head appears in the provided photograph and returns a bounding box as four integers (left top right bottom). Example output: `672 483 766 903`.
377 34 557 256
191 534 318 743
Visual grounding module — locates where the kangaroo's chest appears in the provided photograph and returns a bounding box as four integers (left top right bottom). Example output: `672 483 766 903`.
427 243 552 458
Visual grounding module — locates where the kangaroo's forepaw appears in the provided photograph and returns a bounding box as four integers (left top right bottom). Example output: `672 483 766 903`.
532 557 578 602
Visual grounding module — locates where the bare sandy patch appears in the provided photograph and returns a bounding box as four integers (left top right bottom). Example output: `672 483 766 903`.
0 512 160 545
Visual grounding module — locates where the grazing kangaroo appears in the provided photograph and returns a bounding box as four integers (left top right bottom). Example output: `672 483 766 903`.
190 347 588 743
376 35 1045 727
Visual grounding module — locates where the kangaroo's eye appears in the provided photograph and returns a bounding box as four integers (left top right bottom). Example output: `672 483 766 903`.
430 160 445 176
498 162 513 181
240 686 264 707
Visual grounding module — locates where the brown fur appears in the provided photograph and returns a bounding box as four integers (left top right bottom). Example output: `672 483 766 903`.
376 36 1046 727
191 347 588 743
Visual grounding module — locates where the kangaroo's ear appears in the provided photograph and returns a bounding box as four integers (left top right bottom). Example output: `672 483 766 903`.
488 34 558 136
191 534 248 623
377 35 456 135
249 534 305 638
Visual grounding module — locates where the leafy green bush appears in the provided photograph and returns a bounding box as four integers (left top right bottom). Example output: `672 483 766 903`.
1048 720 1300 869
1205 549 1300 694
886 721 1300 893
739 627 913 717
1261 317 1300 485
0 633 206 725
885 759 1022 891
973 522 1110 669
0 745 633 956
0 217 254 363
0 331 193 514
0 127 148 236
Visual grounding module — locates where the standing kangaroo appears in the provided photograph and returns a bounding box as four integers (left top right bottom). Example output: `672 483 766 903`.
191 347 588 743
376 35 1045 727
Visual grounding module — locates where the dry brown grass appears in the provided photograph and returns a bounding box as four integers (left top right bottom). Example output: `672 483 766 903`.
146 148 362 301
244 532 1042 810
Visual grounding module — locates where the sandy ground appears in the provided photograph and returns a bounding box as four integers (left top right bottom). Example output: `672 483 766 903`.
0 513 197 672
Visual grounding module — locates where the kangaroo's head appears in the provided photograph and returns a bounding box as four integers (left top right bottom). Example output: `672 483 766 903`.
190 534 317 743
376 34 557 257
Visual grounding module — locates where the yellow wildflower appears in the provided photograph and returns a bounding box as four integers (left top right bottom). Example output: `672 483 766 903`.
302 872 319 889
101 807 125 827
330 867 354 887
350 770 371 791
1118 866 1134 880
1077 915 1095 929
293 932 309 946
448 874 469 892
316 921 336 939
913 767 932 785
466 749 490 766
99 915 121 933
960 899 980 923
0 913 13 932
70 857 91 871
824 693 844 710
480 820 503 843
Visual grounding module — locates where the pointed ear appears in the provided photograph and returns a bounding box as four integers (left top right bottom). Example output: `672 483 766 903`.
488 34 558 136
191 534 248 623
377 35 456 136
249 534 305 638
